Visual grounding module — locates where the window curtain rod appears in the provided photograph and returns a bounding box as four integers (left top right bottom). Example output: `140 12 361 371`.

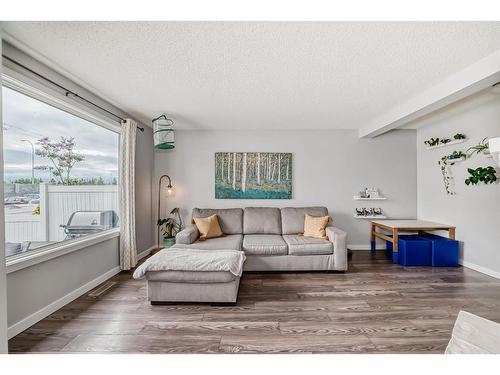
2 54 145 132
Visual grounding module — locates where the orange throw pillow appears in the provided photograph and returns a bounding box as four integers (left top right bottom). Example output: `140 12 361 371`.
193 214 224 241
302 214 331 239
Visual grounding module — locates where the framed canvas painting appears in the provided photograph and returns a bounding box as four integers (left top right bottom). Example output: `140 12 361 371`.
215 152 292 199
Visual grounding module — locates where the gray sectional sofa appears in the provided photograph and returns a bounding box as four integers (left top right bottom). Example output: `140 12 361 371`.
175 206 348 272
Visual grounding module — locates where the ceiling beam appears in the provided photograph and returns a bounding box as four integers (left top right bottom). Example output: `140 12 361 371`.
359 48 500 138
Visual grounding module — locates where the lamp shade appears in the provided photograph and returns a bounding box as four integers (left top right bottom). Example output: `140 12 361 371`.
166 185 176 197
489 137 500 168
153 115 175 149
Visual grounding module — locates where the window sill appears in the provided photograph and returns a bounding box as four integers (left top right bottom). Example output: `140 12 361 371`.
5 228 120 274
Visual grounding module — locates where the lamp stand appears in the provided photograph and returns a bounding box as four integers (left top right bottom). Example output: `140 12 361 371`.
155 174 173 253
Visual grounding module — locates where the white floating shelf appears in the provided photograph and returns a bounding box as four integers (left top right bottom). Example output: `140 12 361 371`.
353 196 387 200
353 214 387 219
445 158 466 164
425 138 467 150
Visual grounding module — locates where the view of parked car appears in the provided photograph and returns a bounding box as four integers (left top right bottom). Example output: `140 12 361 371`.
4 196 29 205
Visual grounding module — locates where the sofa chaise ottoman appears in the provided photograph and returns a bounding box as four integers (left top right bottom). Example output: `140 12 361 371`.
133 248 245 304
174 206 348 272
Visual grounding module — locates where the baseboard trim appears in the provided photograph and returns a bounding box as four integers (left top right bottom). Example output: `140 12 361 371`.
138 245 155 260
348 244 386 251
460 259 500 280
7 266 121 339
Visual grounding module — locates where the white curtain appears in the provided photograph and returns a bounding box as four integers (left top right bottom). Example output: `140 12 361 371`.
119 119 137 270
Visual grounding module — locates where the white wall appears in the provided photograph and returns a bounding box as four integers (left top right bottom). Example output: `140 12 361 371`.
155 129 417 247
414 89 500 277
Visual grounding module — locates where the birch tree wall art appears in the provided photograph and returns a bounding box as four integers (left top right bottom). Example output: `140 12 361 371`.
215 152 292 199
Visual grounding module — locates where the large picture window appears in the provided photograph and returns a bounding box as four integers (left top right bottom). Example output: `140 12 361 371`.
2 85 120 259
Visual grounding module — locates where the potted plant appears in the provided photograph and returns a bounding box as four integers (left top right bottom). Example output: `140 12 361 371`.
446 150 467 164
157 207 183 247
453 133 466 140
465 167 498 186
467 137 490 157
424 138 441 147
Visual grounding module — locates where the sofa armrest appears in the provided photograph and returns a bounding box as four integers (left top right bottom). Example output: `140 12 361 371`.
175 224 199 245
326 226 348 271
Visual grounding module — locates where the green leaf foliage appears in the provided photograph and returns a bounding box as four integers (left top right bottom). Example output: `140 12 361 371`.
465 166 498 186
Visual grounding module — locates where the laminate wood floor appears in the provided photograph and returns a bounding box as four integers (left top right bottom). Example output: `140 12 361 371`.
9 250 500 353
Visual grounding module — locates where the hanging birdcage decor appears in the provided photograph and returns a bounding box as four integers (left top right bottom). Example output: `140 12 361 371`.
153 115 175 149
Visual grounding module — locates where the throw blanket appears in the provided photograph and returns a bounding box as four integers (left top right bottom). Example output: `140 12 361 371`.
133 248 246 279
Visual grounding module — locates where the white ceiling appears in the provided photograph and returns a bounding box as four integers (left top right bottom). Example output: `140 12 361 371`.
3 21 500 130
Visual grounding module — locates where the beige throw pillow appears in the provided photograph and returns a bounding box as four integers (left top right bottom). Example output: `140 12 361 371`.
193 214 224 241
302 214 331 239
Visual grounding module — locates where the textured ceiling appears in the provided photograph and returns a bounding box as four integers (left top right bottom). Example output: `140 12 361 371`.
3 21 500 130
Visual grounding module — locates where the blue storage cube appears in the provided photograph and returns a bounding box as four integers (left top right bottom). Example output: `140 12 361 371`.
420 233 459 267
387 235 425 264
386 238 393 260
385 235 399 263
398 235 431 266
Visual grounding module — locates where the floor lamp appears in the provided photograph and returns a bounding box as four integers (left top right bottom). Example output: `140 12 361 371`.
157 174 175 251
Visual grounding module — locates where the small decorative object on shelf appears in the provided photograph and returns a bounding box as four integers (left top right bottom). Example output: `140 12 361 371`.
354 187 386 200
354 207 386 219
445 150 467 164
358 190 368 198
424 137 441 147
365 187 379 198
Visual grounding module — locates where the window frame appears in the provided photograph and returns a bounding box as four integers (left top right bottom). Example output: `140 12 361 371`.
2 72 122 273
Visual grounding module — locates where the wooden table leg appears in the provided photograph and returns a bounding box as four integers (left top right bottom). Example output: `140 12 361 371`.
370 222 376 253
448 228 456 240
392 228 399 264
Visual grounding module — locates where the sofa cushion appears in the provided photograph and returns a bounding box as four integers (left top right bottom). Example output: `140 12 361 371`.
243 207 282 234
174 234 243 251
282 234 333 255
242 234 288 256
193 214 224 240
192 208 243 234
145 270 236 283
281 207 329 235
303 214 331 239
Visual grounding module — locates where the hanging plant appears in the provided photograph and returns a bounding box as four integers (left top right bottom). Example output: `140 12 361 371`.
437 151 467 195
465 167 498 186
438 157 455 195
